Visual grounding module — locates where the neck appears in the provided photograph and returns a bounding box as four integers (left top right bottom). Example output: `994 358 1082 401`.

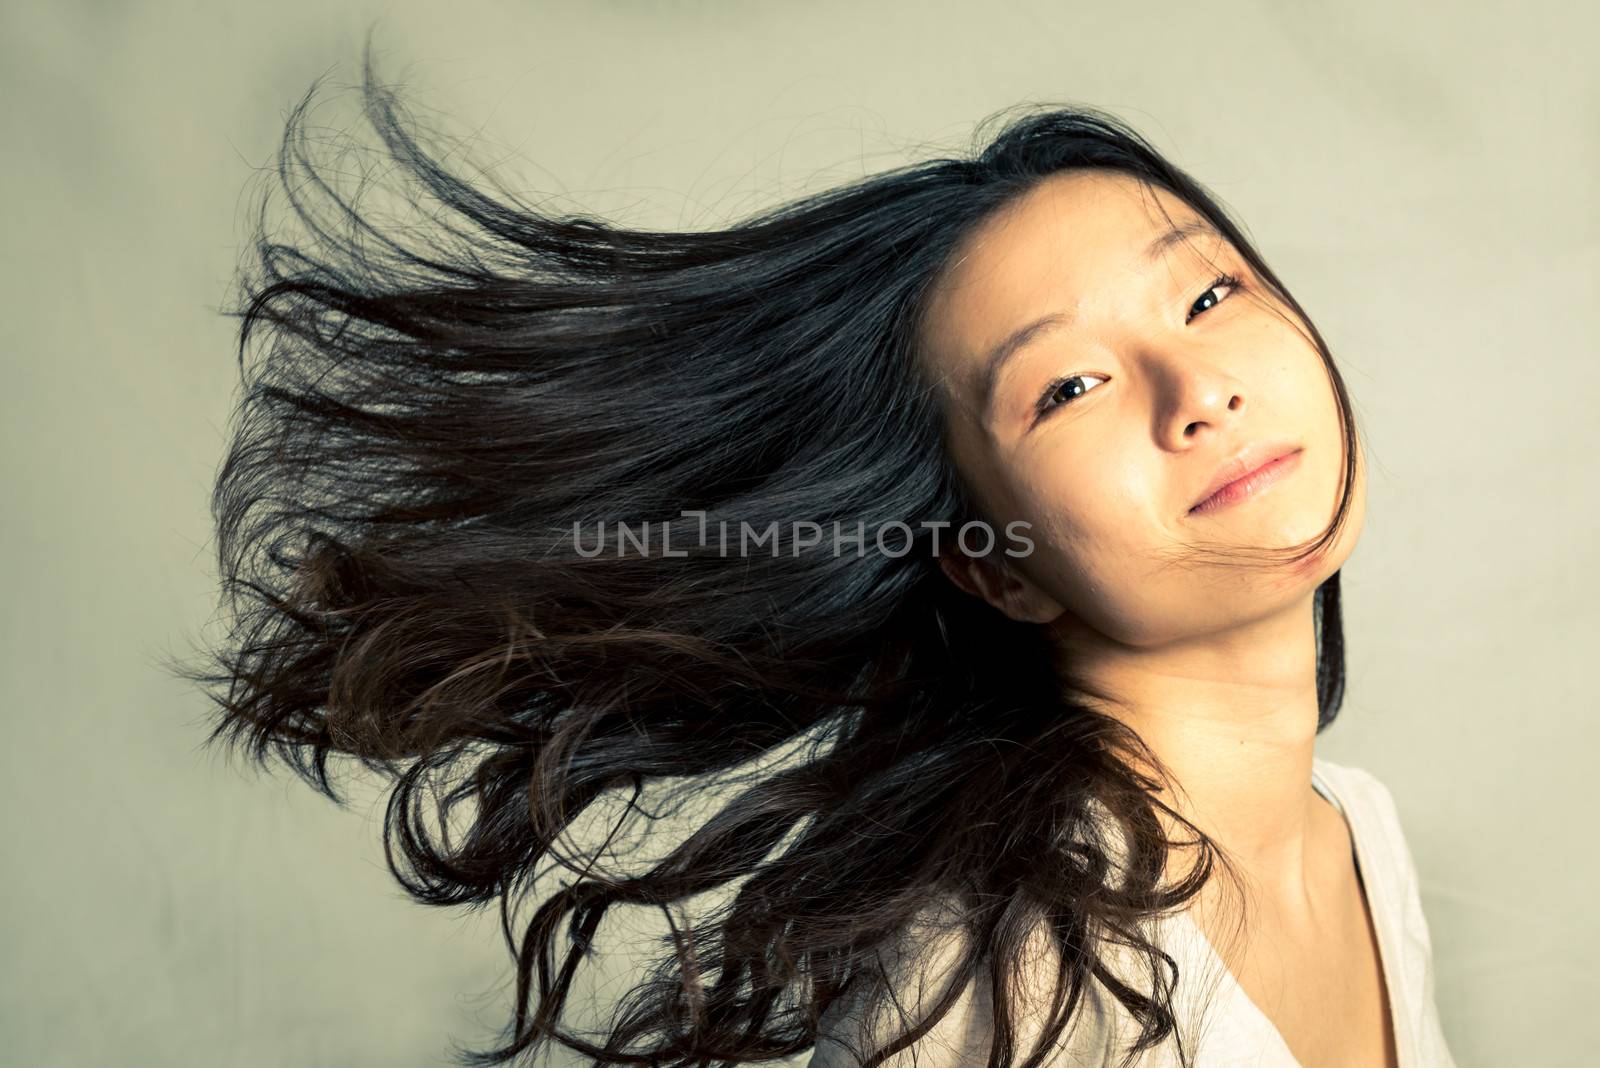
1052 593 1326 901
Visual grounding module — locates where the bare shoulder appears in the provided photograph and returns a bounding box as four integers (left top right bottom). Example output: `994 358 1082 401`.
807 898 1127 1067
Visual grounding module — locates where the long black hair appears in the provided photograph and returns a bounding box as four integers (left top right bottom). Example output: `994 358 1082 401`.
174 43 1357 1068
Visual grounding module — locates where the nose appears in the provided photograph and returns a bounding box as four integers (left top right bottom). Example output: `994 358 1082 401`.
1149 353 1248 451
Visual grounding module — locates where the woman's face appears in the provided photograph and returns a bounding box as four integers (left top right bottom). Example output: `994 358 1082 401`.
918 169 1364 648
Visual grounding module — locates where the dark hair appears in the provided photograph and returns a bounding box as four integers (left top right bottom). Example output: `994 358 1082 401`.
175 44 1357 1068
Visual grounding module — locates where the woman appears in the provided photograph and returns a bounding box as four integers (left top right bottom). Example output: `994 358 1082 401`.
182 53 1457 1068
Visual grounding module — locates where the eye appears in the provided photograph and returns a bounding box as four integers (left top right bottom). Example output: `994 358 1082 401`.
1185 272 1241 324
1030 271 1243 423
1035 372 1108 418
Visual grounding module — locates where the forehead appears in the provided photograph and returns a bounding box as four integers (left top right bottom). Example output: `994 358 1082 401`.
919 171 1208 391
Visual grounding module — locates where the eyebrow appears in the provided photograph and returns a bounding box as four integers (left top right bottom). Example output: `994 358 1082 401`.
976 218 1224 419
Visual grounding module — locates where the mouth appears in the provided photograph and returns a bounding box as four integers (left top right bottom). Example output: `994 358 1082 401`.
1187 447 1304 516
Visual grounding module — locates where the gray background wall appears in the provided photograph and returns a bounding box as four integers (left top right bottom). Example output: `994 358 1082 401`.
4 1 1595 1065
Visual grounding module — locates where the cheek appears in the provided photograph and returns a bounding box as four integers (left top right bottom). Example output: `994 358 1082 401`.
1011 454 1161 591
1261 320 1336 420
1015 442 1157 542
1279 346 1350 512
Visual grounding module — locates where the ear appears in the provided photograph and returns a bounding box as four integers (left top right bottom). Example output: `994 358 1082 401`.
938 550 1063 625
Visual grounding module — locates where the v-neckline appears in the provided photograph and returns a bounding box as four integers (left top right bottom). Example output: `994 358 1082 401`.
1172 762 1408 1068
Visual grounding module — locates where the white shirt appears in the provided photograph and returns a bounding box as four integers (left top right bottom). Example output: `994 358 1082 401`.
810 757 1458 1066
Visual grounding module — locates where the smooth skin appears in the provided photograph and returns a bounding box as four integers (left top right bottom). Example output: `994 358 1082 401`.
917 170 1390 1067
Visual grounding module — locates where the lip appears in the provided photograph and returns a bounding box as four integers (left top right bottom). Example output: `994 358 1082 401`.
1187 442 1304 516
